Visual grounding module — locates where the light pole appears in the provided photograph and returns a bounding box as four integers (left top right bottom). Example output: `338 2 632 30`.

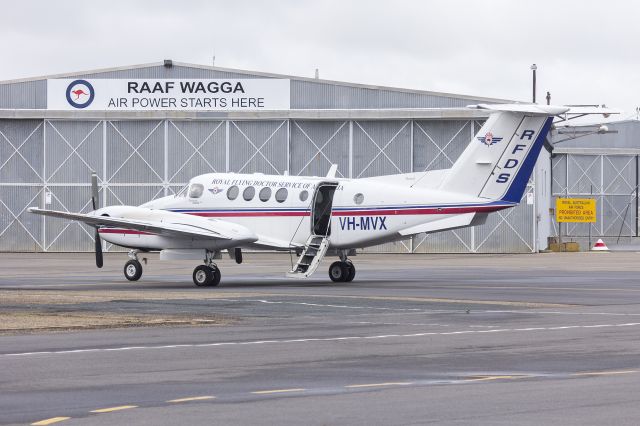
530 64 537 103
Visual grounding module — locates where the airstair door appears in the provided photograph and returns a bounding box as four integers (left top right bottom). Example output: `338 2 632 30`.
287 182 338 278
311 182 338 237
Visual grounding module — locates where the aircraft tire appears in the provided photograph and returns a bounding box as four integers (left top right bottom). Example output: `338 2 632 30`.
329 261 348 282
344 261 356 282
193 265 212 286
210 266 221 287
124 260 143 281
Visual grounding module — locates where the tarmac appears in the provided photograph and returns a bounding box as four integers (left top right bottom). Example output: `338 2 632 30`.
1 252 640 425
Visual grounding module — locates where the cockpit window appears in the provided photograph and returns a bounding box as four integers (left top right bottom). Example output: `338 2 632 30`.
188 183 204 198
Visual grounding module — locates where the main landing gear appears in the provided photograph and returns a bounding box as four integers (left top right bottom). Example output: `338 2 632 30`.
192 250 221 287
328 252 356 283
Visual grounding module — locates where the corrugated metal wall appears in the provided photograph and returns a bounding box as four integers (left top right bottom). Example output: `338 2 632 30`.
0 117 536 253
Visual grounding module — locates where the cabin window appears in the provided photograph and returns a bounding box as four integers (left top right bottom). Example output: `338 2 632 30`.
299 190 309 202
259 187 272 202
354 193 364 204
275 188 288 203
227 185 239 200
188 183 204 198
243 186 255 201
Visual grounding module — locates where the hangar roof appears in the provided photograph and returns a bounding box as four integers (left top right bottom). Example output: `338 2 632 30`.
552 119 640 154
1 61 509 102
0 61 511 111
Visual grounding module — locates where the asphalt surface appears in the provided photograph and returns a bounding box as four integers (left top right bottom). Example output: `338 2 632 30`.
2 252 640 425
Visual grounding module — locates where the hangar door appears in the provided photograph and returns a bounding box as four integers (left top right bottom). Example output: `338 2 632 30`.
552 153 638 239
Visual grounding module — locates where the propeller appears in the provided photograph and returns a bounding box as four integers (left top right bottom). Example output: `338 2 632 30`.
91 172 103 268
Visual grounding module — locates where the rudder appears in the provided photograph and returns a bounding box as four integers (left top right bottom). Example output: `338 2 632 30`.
478 115 553 203
438 106 557 203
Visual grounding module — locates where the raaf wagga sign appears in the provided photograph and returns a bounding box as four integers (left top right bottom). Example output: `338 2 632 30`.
47 78 290 111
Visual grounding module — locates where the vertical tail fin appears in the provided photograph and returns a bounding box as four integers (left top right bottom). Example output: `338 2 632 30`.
439 104 564 203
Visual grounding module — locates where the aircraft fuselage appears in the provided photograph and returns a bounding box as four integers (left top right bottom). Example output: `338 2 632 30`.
97 172 511 251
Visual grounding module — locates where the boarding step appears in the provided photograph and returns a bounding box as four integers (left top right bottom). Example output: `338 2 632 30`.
286 234 330 279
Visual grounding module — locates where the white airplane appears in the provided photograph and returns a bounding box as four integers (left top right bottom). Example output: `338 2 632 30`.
28 104 573 286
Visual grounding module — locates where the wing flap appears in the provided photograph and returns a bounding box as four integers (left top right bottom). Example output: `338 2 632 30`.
251 234 304 250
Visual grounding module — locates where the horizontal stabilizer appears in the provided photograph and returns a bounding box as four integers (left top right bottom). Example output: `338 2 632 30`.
468 103 569 115
560 106 621 116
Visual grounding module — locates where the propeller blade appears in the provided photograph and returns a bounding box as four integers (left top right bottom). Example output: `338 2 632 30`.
91 171 99 210
95 229 103 268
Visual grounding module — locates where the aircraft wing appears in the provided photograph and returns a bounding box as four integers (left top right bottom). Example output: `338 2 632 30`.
251 234 304 250
28 208 234 240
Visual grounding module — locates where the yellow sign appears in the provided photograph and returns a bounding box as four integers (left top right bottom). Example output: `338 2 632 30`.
556 198 596 223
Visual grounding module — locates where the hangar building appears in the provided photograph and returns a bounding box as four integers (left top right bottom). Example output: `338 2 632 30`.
0 61 550 253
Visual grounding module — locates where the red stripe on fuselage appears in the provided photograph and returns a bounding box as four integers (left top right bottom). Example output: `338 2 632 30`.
190 211 310 217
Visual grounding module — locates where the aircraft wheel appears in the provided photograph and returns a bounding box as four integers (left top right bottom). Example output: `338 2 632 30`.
193 265 221 287
124 259 143 281
193 265 212 287
211 266 221 287
344 261 356 282
329 261 349 282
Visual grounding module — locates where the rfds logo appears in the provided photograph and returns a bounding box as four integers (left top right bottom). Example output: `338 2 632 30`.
208 186 224 195
477 132 503 146
339 216 387 231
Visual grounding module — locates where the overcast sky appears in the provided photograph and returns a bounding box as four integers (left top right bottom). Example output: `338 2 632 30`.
1 0 638 120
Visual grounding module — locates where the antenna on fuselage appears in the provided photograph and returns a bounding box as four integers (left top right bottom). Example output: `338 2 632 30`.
326 164 338 179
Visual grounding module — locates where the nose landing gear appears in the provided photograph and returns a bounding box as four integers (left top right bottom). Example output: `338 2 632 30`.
124 250 143 281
